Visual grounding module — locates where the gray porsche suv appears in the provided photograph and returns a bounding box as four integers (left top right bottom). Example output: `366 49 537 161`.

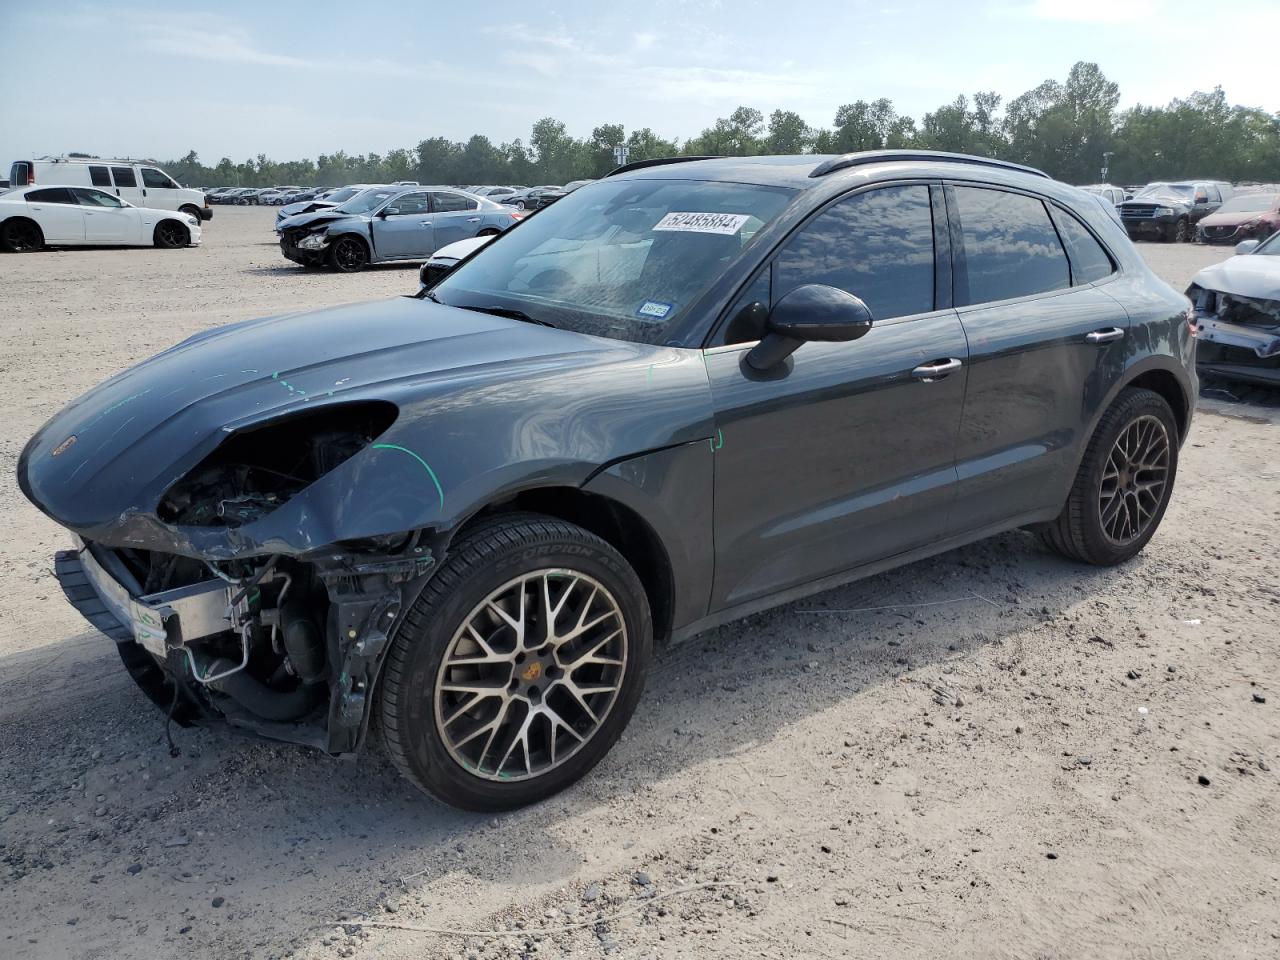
20 151 1195 810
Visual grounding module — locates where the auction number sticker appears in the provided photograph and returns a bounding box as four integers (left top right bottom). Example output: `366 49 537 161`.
652 212 750 235
636 300 674 320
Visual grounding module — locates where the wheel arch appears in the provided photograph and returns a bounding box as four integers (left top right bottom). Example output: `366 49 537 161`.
455 485 677 644
1125 367 1191 440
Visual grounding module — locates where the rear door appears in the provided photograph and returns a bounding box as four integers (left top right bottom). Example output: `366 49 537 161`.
110 165 145 206
25 188 85 243
706 182 969 610
74 188 141 244
371 191 433 259
947 183 1128 532
430 191 483 248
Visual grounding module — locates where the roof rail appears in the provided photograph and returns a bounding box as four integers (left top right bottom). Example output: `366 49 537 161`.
606 156 722 177
809 150 1049 180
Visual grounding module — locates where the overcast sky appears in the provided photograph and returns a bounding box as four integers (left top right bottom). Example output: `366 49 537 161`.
2 0 1277 166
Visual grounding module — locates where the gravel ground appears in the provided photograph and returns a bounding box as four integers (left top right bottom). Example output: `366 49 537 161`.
1 209 1276 960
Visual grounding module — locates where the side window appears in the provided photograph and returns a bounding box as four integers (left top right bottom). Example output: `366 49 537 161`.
1048 207 1115 285
432 192 478 212
73 188 124 208
952 186 1069 305
1205 184 1221 203
385 193 430 215
89 165 112 187
27 187 77 204
141 167 175 189
111 166 138 188
773 184 935 321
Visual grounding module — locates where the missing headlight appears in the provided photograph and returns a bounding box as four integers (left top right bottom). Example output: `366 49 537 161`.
158 401 398 527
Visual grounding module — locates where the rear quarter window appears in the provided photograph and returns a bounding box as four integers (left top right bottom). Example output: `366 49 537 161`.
953 186 1069 305
111 166 138 188
27 188 77 204
1049 207 1115 285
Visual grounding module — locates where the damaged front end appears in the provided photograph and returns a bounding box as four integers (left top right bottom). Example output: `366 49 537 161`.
1190 276 1280 387
57 529 440 755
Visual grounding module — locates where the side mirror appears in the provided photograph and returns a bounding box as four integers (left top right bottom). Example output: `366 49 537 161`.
745 284 873 371
381 207 398 217
1234 239 1260 255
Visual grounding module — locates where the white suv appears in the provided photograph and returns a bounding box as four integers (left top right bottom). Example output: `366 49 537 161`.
8 157 212 223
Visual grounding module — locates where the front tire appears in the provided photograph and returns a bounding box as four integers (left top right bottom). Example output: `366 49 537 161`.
379 513 652 811
327 235 369 272
1171 218 1189 243
1038 387 1179 566
153 220 190 248
180 204 203 223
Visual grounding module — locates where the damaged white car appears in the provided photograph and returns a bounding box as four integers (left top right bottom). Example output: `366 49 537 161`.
1189 231 1280 386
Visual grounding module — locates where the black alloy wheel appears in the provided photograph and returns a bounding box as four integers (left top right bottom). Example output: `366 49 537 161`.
1 219 44 252
327 235 369 272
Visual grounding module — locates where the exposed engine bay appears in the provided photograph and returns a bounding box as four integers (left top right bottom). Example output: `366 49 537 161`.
1189 273 1280 387
63 528 440 756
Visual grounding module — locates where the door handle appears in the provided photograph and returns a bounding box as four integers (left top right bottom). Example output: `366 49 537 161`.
1085 327 1125 344
466 217 481 223
419 220 433 226
911 358 963 381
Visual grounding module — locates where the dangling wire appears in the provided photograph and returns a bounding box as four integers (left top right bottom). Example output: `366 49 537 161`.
164 680 181 758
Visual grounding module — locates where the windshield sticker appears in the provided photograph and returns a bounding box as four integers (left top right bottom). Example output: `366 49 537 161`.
637 300 674 321
652 212 751 235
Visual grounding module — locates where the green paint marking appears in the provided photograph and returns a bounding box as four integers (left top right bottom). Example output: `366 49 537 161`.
709 429 723 452
373 443 445 511
646 365 654 386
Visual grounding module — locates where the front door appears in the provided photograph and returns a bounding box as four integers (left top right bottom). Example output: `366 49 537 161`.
707 183 968 611
74 188 140 244
946 184 1129 532
372 191 434 259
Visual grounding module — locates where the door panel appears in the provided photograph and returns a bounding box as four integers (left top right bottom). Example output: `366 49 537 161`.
372 193 433 259
707 313 968 609
110 166 144 206
952 287 1129 528
26 190 85 243
431 192 482 247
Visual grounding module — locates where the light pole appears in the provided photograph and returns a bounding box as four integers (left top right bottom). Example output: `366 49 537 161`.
1102 151 1115 182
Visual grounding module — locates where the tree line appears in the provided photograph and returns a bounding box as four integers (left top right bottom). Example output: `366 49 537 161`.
159 63 1280 189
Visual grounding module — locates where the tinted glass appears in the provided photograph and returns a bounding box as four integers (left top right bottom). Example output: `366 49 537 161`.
385 193 430 215
432 192 479 212
954 187 1069 305
433 177 794 345
73 188 124 208
111 166 138 188
27 188 77 204
335 188 399 214
89 165 111 187
774 185 935 321
1049 207 1114 285
141 167 175 188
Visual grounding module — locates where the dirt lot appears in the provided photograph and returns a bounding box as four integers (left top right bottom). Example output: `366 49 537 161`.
1 209 1276 960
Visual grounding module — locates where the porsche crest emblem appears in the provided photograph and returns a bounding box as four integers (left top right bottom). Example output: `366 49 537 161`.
521 662 543 682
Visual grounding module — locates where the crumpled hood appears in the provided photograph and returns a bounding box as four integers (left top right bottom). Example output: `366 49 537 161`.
277 210 357 232
1192 255 1280 301
278 199 337 219
18 297 648 537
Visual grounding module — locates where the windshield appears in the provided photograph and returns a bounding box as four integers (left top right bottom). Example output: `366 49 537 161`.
1218 194 1275 214
1136 183 1193 199
431 178 795 344
1254 231 1280 255
334 188 398 215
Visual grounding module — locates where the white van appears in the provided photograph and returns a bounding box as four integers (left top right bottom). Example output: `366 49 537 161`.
8 157 212 222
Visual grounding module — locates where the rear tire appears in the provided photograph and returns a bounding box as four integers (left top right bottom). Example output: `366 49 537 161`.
327 234 369 272
378 513 652 811
153 220 189 248
1 218 45 252
1038 388 1179 566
